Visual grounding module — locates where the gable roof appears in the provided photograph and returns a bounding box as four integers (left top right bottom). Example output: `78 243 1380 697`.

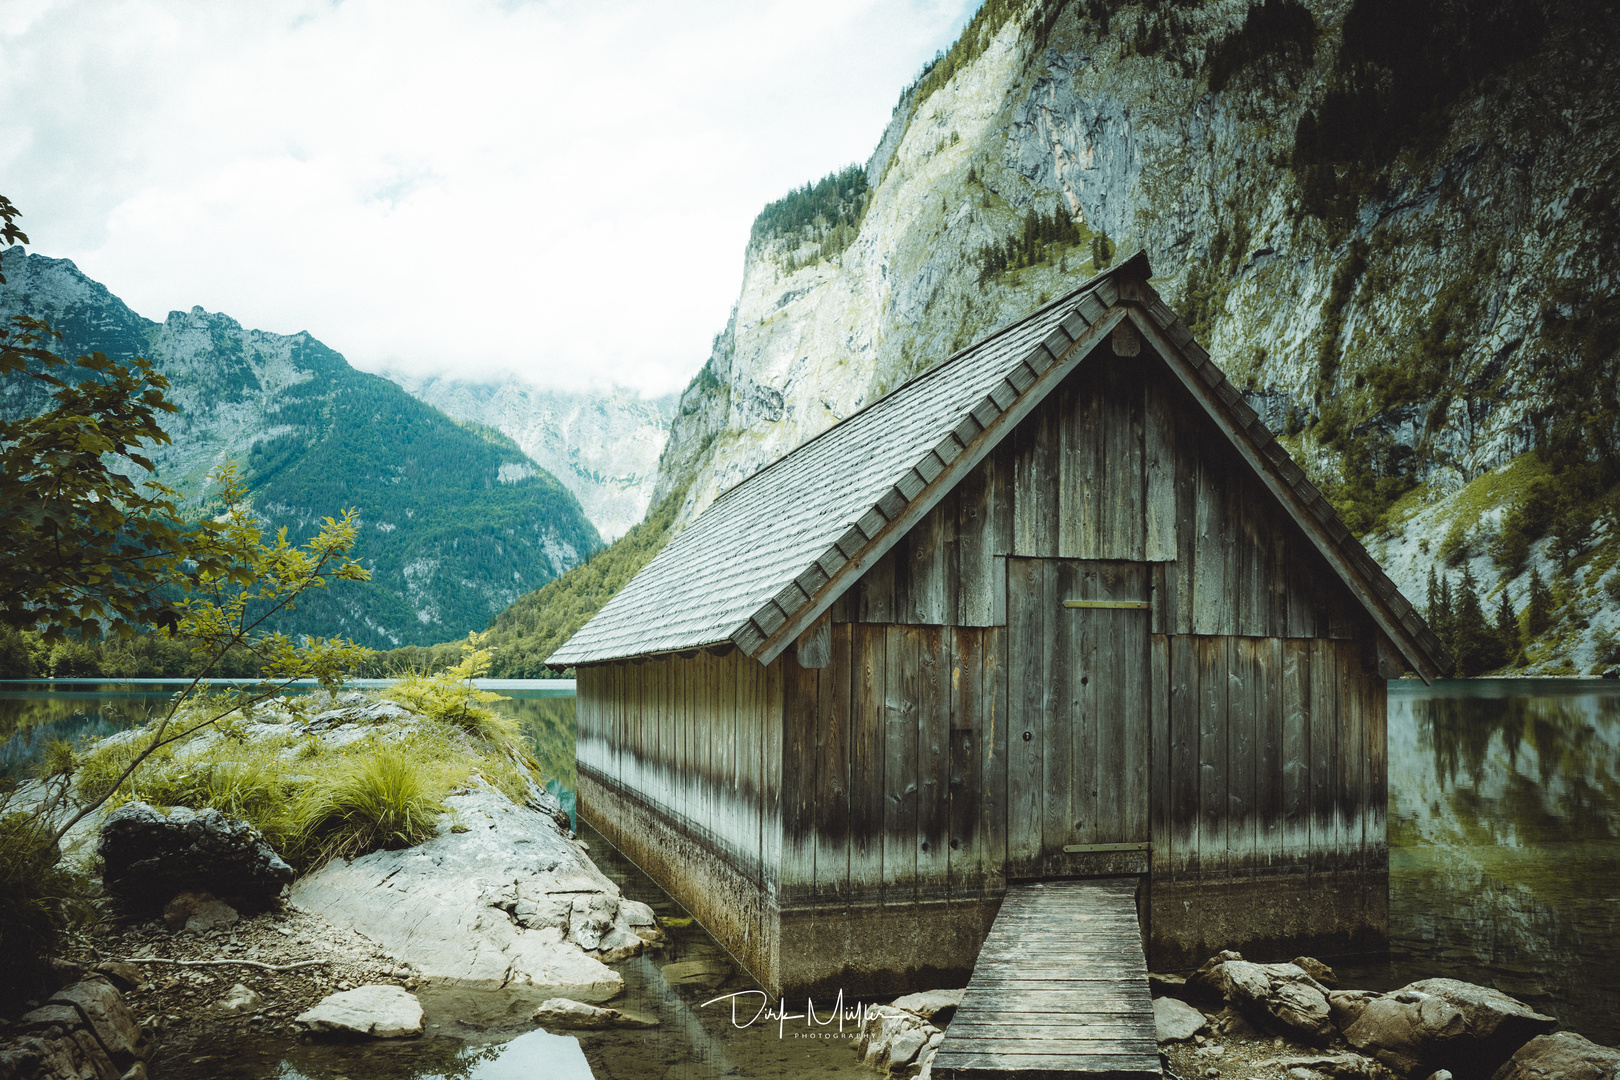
549 253 1450 681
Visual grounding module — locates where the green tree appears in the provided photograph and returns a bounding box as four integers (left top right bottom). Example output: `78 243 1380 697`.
1450 565 1494 676
1526 566 1554 639
1493 586 1520 668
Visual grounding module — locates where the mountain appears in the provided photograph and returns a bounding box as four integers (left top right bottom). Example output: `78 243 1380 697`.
386 374 676 542
0 247 601 649
645 0 1620 676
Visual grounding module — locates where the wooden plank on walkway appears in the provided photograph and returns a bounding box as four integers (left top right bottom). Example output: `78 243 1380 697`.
933 877 1161 1080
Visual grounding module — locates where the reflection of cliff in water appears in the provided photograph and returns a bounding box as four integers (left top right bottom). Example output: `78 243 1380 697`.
1383 681 1620 1042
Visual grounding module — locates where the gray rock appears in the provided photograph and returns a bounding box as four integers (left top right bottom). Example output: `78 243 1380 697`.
532 998 658 1029
1155 996 1210 1043
1344 980 1556 1079
305 700 413 732
295 985 424 1039
1489 1032 1620 1080
47 979 147 1069
1266 1053 1397 1080
99 802 292 912
858 1004 942 1072
889 988 964 1022
1215 959 1336 1045
289 790 630 1003
1331 990 1383 1030
90 963 146 993
217 983 264 1014
162 890 239 933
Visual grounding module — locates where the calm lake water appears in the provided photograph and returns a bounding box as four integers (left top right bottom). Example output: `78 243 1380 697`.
2 676 1616 1074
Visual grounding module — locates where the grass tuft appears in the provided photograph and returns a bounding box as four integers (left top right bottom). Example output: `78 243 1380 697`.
294 749 448 866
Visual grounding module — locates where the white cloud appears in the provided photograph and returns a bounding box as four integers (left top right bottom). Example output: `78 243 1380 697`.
0 0 976 395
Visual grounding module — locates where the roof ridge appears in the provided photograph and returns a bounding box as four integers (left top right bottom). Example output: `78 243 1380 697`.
702 253 1147 510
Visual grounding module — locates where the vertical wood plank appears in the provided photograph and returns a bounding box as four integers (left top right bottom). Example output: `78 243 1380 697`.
763 657 784 904
1237 481 1268 637
850 625 886 900
1013 396 1060 557
1048 562 1081 863
1102 360 1147 560
950 629 986 898
1193 452 1239 634
1169 636 1199 878
1006 558 1045 876
1144 373 1177 561
1286 539 1321 639
1339 643 1366 875
1309 637 1340 880
1256 637 1284 871
906 502 952 625
1060 375 1102 560
1266 508 1290 637
781 654 817 904
989 442 1015 556
957 457 994 627
1198 636 1229 878
1366 665 1389 870
918 627 951 896
884 626 921 904
1173 418 1198 636
859 549 896 623
983 626 1009 892
1282 639 1310 863
815 625 852 907
1122 573 1150 843
1227 639 1258 879
1149 633 1172 871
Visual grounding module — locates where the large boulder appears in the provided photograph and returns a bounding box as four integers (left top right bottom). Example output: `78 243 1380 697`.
1 978 148 1080
1490 1032 1620 1080
1207 957 1337 1045
295 985 424 1039
1343 981 1557 1080
98 802 293 913
290 789 639 1004
857 1005 943 1074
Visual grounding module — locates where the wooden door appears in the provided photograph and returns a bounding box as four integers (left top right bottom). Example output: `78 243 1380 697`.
1007 557 1151 879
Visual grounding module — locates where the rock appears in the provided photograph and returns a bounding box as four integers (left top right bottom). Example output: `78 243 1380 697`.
1267 1053 1397 1080
532 998 658 1029
99 802 293 913
289 790 629 1003
661 959 730 987
889 988 964 1022
1293 957 1339 987
1427 1072 1454 1080
295 985 424 1039
1155 996 1210 1043
1490 1032 1620 1080
121 1064 148 1080
858 1005 942 1072
90 963 146 993
1187 950 1246 1003
618 899 662 942
1209 958 1336 1045
1343 980 1556 1079
305 700 413 732
217 983 264 1014
1331 990 1383 1030
47 980 147 1069
162 890 240 933
1152 972 1189 994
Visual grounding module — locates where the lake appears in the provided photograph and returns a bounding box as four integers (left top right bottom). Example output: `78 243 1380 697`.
2 676 1616 1074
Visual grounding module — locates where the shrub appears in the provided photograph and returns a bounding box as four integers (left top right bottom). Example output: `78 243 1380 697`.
0 812 91 1008
389 649 517 743
294 750 447 866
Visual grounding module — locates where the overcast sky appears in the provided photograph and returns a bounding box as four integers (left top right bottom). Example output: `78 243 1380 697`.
0 0 977 396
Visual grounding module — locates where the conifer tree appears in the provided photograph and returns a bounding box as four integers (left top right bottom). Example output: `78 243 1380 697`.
1425 566 1440 627
1526 566 1553 639
1431 572 1455 647
1493 586 1519 669
1450 565 1491 677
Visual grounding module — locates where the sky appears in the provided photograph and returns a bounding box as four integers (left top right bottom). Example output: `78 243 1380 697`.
0 0 978 397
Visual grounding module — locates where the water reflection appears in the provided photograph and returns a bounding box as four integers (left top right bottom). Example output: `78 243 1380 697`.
1344 679 1620 1044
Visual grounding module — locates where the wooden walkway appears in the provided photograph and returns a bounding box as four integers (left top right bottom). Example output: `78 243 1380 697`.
932 877 1161 1080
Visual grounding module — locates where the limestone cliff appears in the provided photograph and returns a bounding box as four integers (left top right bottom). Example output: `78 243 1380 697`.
651 0 1620 674
388 374 676 542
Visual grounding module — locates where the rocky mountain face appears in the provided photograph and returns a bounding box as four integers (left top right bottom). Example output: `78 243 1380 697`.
0 247 600 649
387 374 676 542
651 0 1620 675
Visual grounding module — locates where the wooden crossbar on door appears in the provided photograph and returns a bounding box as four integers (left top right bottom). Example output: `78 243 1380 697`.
1062 600 1151 609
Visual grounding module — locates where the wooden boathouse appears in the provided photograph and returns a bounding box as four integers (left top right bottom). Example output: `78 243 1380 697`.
549 252 1449 999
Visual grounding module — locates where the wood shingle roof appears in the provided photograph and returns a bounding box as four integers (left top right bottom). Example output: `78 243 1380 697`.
549 253 1450 680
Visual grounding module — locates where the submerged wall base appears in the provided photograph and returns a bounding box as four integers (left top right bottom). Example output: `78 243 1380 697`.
1147 869 1390 970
